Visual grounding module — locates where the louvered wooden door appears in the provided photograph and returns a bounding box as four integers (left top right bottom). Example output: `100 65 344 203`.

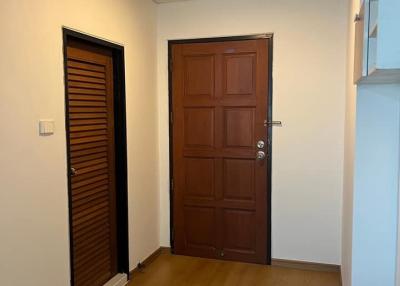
66 40 118 286
171 39 269 264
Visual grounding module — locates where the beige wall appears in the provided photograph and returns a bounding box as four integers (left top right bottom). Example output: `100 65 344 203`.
342 0 358 284
157 0 348 264
0 1 159 285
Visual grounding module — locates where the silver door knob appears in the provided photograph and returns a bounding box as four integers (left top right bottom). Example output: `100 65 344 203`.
70 167 77 176
256 151 266 160
256 140 265 149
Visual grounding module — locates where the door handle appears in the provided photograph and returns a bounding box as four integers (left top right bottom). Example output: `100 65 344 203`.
70 167 78 176
264 120 282 127
256 151 266 160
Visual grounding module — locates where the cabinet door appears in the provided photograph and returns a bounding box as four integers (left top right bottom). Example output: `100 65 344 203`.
354 2 366 83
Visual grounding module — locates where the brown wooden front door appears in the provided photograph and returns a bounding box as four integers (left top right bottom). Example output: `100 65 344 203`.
171 38 270 264
65 39 118 286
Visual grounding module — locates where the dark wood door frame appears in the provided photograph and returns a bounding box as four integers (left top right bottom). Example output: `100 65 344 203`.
168 34 274 264
62 28 129 284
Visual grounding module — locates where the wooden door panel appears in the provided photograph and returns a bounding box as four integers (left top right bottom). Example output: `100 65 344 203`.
184 108 215 148
184 157 215 199
183 206 217 257
224 108 255 148
173 39 269 264
222 209 257 252
66 40 118 286
222 210 258 263
223 158 255 202
224 54 256 96
185 55 215 97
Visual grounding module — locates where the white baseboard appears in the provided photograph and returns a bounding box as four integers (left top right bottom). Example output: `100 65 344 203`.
103 273 128 286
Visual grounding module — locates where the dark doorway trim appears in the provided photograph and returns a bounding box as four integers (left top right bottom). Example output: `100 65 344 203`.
168 34 274 264
62 28 130 283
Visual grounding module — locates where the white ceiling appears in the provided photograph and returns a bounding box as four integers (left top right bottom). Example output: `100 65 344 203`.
153 0 191 3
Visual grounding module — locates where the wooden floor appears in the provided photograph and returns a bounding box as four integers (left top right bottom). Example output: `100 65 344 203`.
129 251 341 286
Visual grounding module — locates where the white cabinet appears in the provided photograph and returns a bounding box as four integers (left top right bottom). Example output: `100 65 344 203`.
354 0 400 84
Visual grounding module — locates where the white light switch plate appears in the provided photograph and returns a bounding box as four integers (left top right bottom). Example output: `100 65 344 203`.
39 120 55 136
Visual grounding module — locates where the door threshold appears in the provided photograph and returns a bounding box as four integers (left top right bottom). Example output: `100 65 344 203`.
103 273 128 286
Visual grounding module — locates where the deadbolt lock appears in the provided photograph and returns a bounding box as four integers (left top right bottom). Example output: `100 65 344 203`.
257 140 265 149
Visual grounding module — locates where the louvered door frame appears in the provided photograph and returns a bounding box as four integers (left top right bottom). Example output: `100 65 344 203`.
168 34 274 264
62 28 129 285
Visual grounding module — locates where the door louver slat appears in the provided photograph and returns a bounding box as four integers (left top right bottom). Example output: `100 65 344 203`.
70 129 107 139
73 212 109 234
68 68 105 79
68 88 107 95
71 179 109 196
73 220 110 243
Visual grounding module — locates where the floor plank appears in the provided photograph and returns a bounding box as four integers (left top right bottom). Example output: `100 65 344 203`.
129 251 341 286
